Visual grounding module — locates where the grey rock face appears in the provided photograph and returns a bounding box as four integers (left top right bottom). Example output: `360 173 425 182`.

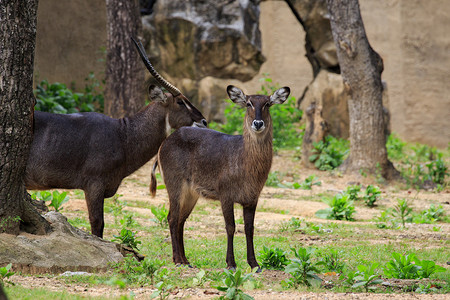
143 0 265 82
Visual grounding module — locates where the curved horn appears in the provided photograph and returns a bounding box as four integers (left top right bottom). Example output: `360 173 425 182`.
131 37 181 96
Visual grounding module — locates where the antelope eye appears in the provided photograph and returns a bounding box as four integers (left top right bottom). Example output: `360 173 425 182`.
177 100 185 106
246 102 252 107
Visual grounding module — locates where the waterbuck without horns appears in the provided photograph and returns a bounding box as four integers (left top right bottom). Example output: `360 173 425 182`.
151 85 290 271
25 38 207 238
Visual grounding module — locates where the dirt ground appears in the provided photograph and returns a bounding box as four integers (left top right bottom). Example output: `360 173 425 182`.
9 151 450 299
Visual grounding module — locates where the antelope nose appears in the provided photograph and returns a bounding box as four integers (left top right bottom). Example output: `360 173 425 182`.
201 119 208 127
252 120 264 130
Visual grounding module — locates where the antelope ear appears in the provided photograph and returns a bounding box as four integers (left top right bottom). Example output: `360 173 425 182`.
148 85 167 103
227 85 247 107
269 87 290 105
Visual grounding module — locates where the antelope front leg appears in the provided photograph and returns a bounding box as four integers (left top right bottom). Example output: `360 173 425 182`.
221 201 236 270
85 187 105 238
243 205 261 272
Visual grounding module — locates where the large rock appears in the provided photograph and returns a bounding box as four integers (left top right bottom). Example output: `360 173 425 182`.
0 212 126 274
143 0 265 83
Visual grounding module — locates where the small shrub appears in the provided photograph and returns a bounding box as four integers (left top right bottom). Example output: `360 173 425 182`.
414 257 446 278
391 199 413 228
309 136 349 171
426 153 448 185
265 171 282 187
382 252 445 280
352 263 383 292
383 252 420 279
279 217 304 232
31 190 69 212
283 247 322 288
216 268 255 300
386 133 406 161
421 204 445 222
415 283 439 294
296 175 322 190
344 185 361 201
316 194 355 221
34 73 104 114
0 263 15 285
363 185 381 207
258 246 290 270
375 210 399 229
151 204 169 228
112 228 141 250
317 249 346 273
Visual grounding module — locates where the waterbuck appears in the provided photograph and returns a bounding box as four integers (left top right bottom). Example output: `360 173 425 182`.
25 38 207 238
151 85 290 270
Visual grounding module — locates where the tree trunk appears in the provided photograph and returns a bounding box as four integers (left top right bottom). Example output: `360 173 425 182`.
326 0 398 179
105 0 145 118
0 0 51 235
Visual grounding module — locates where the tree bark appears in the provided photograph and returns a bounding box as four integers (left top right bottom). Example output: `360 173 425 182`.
0 0 51 235
326 0 398 179
105 0 145 118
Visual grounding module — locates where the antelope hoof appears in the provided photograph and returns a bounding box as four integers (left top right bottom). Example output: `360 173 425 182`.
255 266 262 273
226 266 237 272
176 263 193 269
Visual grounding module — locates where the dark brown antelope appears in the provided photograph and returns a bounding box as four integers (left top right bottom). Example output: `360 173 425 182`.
151 85 290 270
25 38 207 238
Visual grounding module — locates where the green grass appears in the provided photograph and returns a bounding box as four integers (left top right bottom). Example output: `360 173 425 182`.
4 285 115 300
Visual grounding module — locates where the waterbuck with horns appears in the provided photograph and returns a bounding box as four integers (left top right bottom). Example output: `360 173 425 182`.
151 85 290 270
25 38 207 238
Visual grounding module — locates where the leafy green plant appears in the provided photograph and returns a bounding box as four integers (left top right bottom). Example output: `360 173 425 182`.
283 247 322 288
150 204 169 228
30 190 52 202
296 175 322 190
391 199 413 228
0 263 15 285
309 136 349 171
0 216 21 233
386 133 406 161
383 252 420 279
413 204 446 224
265 171 282 187
258 246 290 270
112 228 141 250
415 283 439 294
362 185 381 207
375 210 399 229
34 73 104 114
352 263 383 292
192 269 207 287
216 268 255 300
316 193 355 221
344 185 361 201
426 153 448 185
31 190 69 211
279 217 304 232
151 268 173 300
48 191 70 212
120 213 138 228
317 249 346 273
414 257 446 278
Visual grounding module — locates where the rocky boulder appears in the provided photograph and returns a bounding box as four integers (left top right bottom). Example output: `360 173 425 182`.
0 212 131 274
142 0 265 83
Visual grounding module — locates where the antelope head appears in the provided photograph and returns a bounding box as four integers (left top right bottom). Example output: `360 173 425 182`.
132 37 207 129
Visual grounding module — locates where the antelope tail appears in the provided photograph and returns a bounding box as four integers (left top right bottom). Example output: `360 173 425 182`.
150 159 158 197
